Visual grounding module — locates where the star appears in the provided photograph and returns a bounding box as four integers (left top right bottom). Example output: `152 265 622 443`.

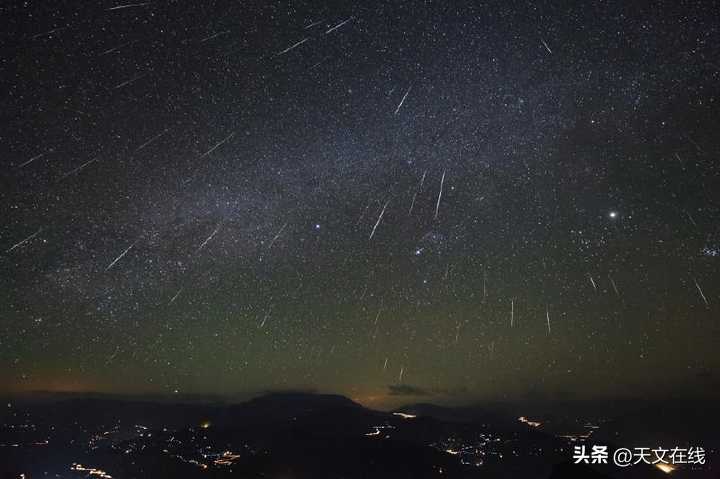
1 0 716 409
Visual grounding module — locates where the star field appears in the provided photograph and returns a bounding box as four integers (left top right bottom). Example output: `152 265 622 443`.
1 0 719 406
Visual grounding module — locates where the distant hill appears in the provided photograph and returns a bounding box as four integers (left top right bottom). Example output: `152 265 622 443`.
2 391 380 431
2 392 716 478
394 402 526 433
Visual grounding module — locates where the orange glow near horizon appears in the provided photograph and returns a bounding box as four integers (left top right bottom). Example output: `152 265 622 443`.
7 379 101 395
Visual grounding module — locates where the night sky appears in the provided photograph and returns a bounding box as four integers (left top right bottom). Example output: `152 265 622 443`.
2 0 719 407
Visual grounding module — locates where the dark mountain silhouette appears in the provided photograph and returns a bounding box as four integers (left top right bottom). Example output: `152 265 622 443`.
1 392 716 478
395 402 520 428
